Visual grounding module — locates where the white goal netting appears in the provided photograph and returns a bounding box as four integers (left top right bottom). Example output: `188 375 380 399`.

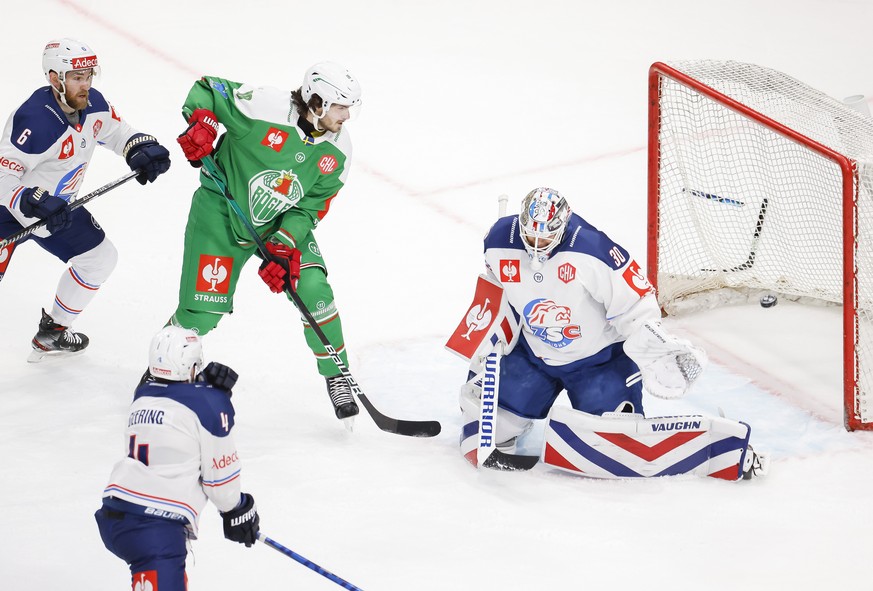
650 60 873 428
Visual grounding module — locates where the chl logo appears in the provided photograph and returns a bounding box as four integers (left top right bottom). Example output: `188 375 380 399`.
558 262 576 284
92 120 102 138
318 154 338 174
196 255 232 293
261 127 288 152
499 259 520 283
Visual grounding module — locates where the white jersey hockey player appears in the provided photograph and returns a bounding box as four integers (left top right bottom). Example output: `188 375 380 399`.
0 38 171 361
452 188 767 479
95 326 260 590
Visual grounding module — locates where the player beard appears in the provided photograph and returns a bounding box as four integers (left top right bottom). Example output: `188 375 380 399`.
64 89 89 111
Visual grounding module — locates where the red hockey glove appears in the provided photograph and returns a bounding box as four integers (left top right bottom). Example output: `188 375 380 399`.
257 242 301 294
177 108 219 162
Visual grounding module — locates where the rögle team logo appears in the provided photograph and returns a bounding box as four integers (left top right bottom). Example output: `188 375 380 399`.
195 255 232 294
523 298 581 349
499 259 520 283
248 170 303 223
318 154 338 174
261 127 288 152
621 260 654 297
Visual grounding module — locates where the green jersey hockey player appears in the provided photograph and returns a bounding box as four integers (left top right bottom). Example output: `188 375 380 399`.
172 62 362 421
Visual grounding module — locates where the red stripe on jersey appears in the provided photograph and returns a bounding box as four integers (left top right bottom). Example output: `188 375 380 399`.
317 192 338 221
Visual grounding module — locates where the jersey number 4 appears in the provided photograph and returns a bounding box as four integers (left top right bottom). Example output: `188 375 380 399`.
128 435 149 466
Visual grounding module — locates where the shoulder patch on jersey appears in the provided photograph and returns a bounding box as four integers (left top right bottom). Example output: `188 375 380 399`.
134 382 236 437
484 215 523 252
555 214 630 270
10 87 69 155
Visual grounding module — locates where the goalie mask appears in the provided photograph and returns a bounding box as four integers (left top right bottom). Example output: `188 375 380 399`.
148 326 203 382
42 39 100 101
519 187 571 266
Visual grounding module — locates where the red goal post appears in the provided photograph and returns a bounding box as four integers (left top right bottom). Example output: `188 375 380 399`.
647 60 873 431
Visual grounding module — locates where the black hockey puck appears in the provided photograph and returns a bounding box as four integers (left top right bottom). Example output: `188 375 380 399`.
760 294 778 308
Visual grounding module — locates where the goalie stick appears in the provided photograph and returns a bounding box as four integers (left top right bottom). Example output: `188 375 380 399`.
686 188 771 273
258 533 364 591
0 170 140 249
191 143 440 437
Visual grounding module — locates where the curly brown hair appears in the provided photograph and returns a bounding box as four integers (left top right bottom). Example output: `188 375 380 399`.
291 87 324 116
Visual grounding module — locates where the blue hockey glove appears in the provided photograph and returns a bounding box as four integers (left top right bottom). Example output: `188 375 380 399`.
221 493 259 547
199 361 238 393
19 187 71 233
124 133 171 185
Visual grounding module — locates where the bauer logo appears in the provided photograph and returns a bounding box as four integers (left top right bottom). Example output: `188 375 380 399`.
248 169 303 224
318 154 338 174
499 259 520 283
622 260 654 297
261 127 288 152
195 254 232 296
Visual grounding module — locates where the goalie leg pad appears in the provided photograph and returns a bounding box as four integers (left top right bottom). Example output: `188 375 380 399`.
542 406 752 480
460 383 533 466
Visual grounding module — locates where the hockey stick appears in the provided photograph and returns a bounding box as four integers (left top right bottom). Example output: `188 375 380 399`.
192 147 440 437
0 170 140 249
686 189 771 273
477 344 537 470
471 194 538 471
257 533 364 591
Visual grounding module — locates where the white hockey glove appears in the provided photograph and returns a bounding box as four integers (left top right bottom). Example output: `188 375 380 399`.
623 321 707 399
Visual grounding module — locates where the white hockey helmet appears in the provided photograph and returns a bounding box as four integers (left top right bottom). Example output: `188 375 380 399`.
42 38 100 85
301 62 362 111
148 326 203 382
519 187 572 265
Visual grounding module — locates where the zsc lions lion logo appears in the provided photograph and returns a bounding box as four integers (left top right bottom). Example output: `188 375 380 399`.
523 298 581 349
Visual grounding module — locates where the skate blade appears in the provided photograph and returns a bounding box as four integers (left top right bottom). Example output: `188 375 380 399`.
341 416 355 432
27 348 86 363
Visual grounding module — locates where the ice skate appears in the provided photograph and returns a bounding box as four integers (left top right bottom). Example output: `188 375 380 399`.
741 445 770 480
28 309 90 362
325 374 359 430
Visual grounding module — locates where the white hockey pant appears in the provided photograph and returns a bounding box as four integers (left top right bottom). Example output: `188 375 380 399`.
51 238 117 327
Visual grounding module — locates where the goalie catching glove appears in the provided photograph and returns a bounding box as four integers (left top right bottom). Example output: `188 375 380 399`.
258 241 301 293
623 321 707 399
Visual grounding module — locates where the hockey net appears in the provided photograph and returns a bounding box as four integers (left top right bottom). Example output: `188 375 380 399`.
647 60 873 431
